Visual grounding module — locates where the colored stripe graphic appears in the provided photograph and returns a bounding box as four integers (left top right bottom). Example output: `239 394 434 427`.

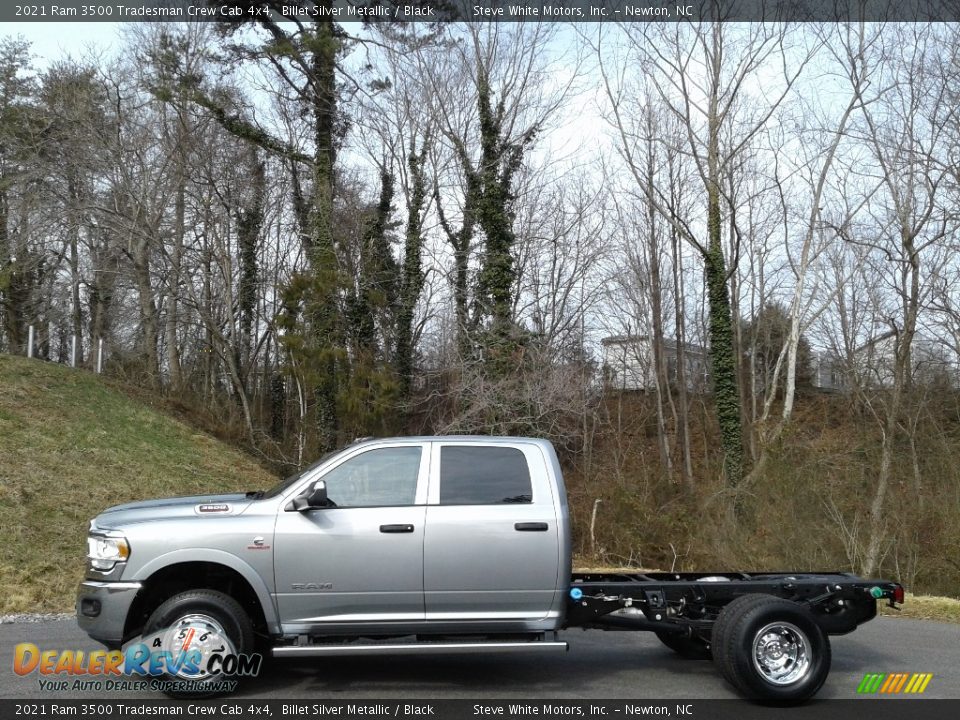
857 673 885 693
858 672 933 694
879 674 897 693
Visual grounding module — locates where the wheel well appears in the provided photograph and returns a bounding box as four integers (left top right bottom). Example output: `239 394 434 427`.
123 562 268 643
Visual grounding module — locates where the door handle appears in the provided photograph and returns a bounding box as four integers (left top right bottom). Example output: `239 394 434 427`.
380 524 415 533
515 522 549 532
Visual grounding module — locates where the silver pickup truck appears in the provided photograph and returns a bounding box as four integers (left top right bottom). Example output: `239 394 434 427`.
77 436 903 702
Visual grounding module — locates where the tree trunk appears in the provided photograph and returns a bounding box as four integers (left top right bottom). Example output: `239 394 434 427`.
164 171 184 391
238 147 264 366
0 185 7 352
436 181 475 357
644 118 672 477
671 215 694 488
131 235 161 388
475 71 519 339
862 234 919 576
0 187 29 353
66 175 84 365
88 232 116 368
308 17 340 453
705 106 743 490
396 144 427 401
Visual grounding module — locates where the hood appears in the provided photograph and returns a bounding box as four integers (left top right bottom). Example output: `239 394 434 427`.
92 493 253 529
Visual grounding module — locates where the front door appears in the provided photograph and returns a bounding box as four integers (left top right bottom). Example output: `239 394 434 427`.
273 443 428 627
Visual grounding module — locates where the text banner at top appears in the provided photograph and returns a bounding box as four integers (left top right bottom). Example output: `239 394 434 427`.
4 0 960 23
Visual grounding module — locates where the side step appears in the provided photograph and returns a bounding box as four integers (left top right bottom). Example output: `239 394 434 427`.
273 640 568 658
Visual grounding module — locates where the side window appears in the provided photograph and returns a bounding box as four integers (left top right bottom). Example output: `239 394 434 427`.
439 446 532 505
320 447 422 507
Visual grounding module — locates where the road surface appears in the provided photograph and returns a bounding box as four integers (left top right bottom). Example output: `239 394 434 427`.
1 616 957 700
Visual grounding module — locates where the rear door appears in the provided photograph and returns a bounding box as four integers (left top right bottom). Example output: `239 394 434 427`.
423 442 561 622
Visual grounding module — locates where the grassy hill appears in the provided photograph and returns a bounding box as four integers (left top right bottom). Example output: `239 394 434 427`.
0 354 278 613
2 354 957 624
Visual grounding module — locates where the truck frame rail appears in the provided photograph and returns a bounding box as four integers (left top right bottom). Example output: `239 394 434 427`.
566 571 903 638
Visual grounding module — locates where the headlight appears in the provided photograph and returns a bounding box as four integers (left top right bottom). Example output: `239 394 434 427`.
87 534 130 570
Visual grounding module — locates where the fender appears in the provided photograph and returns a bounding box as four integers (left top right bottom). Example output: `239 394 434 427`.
132 548 280 634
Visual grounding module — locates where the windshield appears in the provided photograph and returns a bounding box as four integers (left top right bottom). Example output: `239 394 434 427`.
257 447 345 500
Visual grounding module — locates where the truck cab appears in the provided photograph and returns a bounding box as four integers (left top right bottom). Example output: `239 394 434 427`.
269 437 570 634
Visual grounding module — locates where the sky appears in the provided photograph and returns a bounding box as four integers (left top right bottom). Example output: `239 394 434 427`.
0 20 792 347
2 20 602 170
1 21 122 66
1 19 917 359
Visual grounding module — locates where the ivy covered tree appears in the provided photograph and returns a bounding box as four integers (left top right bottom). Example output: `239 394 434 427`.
188 3 440 453
429 27 554 368
0 38 39 356
395 140 428 401
604 22 808 497
472 68 537 341
184 3 351 452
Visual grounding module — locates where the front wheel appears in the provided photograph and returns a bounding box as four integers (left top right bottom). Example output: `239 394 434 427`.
712 594 830 703
142 589 254 698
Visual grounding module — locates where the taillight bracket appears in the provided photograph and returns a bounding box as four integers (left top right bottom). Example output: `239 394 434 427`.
891 584 905 606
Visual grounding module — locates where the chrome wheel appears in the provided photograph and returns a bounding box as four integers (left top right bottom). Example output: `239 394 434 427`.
751 622 811 686
143 589 254 698
159 613 236 681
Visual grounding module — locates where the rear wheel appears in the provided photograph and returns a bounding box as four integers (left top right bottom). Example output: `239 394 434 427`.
712 594 830 703
142 589 254 698
655 631 712 659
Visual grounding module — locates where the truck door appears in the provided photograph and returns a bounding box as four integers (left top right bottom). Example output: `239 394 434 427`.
273 443 428 627
423 442 561 624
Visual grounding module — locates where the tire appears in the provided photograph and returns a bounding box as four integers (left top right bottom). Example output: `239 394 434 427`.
712 594 830 703
656 631 712 660
710 594 771 670
142 589 254 698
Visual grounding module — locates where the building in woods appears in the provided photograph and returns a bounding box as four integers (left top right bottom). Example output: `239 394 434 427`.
770 336 958 394
810 352 848 392
821 333 959 391
599 333 957 395
601 335 709 392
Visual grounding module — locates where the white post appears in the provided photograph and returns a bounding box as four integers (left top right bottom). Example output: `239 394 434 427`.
27 325 34 359
97 338 104 374
71 335 78 368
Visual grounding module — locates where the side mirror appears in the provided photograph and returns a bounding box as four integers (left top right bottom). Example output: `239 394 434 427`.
307 480 329 508
287 480 336 512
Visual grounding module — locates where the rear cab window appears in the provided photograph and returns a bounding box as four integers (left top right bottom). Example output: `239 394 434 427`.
439 446 533 505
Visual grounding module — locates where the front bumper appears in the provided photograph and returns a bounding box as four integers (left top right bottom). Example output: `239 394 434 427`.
76 580 142 647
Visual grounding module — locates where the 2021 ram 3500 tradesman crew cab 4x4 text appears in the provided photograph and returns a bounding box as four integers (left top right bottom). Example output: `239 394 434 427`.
77 436 903 702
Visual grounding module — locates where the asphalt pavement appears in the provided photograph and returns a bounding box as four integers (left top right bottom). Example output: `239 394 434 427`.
1 616 957 701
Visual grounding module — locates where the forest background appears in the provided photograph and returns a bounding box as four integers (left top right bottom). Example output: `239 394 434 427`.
2 13 960 596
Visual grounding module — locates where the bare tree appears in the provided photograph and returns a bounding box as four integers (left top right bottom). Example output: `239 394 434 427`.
842 25 955 576
597 22 812 497
744 23 881 479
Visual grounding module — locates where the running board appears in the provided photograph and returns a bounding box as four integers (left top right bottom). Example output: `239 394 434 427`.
273 641 568 658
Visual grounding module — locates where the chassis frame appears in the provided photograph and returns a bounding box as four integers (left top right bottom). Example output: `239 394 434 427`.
565 571 903 642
